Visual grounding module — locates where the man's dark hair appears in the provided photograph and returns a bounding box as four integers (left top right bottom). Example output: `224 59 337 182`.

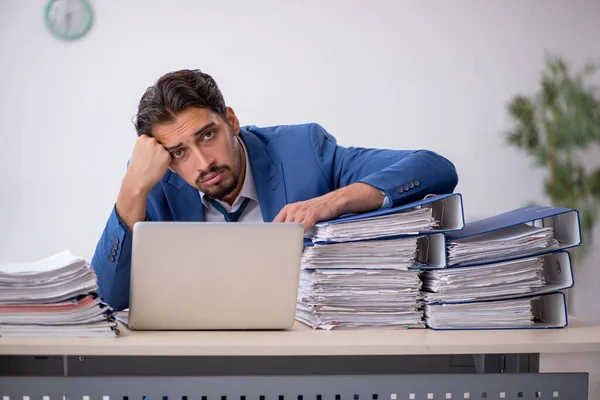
134 69 227 136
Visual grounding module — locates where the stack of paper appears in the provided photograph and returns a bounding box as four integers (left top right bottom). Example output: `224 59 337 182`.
424 297 537 329
421 256 546 303
296 269 424 330
296 195 463 330
0 250 119 338
422 205 580 331
301 237 419 270
298 210 431 329
305 207 437 243
446 224 560 266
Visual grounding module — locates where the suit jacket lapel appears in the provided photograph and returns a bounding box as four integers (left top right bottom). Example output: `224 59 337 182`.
162 172 206 222
240 129 287 222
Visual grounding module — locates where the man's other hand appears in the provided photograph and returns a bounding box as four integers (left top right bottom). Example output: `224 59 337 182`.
273 182 385 232
273 196 340 232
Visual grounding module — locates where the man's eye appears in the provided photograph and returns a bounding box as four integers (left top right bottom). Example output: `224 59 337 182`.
172 149 185 158
202 131 215 141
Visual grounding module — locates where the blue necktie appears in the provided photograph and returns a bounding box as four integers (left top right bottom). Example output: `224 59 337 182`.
206 197 251 222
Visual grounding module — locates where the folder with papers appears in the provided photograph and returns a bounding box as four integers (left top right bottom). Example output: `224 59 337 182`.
302 233 448 271
424 291 568 330
421 251 573 303
302 236 419 270
305 193 464 243
0 250 119 338
445 205 581 267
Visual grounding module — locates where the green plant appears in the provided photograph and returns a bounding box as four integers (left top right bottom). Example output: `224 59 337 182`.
505 53 600 260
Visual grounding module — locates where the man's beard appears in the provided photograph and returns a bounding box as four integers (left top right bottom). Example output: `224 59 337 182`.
195 165 239 200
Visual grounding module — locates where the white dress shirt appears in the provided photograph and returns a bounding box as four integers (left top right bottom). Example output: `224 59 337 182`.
199 138 263 222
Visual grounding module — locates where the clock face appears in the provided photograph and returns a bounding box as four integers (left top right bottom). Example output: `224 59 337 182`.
44 0 93 40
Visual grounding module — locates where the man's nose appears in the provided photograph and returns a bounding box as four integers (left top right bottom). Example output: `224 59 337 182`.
191 147 214 172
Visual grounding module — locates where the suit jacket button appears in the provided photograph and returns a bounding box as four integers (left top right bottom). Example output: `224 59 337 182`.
110 249 117 257
108 255 115 263
403 185 409 191
113 237 119 245
414 180 420 187
396 187 404 194
409 182 414 189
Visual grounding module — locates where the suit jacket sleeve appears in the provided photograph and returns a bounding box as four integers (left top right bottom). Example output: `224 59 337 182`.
91 205 150 311
308 123 459 205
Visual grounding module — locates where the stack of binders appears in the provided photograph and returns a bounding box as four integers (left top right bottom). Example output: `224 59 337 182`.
296 193 465 330
0 250 119 337
422 206 581 330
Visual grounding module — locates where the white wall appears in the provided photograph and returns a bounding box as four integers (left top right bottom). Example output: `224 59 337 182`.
1 0 599 317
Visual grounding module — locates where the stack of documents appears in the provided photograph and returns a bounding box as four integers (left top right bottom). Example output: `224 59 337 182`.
296 269 424 330
421 205 581 330
305 207 438 243
296 194 466 330
446 224 560 266
301 236 419 270
422 256 546 303
0 250 119 337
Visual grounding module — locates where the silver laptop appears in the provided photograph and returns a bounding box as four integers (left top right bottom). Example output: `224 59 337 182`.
127 222 305 330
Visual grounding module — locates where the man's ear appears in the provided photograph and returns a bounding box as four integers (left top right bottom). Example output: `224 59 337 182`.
225 107 241 136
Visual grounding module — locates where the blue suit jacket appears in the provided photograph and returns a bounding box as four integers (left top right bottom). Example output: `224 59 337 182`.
91 123 458 310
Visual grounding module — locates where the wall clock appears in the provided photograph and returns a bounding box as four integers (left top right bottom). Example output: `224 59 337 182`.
44 0 94 41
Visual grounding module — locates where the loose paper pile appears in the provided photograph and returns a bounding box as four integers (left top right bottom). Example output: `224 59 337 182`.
0 250 119 337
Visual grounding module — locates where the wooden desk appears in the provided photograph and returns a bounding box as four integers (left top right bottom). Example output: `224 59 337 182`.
1 318 598 400
0 317 599 357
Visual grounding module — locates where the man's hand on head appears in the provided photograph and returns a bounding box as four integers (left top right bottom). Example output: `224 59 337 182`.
273 182 385 232
116 135 172 232
123 135 172 195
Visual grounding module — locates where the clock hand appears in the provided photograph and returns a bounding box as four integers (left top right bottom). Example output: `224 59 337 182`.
65 11 71 34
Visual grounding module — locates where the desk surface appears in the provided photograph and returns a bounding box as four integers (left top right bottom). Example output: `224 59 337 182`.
1 317 600 356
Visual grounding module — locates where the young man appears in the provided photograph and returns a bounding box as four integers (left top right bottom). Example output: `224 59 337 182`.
91 69 459 310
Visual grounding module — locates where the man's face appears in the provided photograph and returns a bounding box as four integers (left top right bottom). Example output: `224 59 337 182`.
152 106 243 202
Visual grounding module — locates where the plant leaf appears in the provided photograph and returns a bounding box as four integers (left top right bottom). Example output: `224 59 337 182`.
506 96 539 151
590 168 600 197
